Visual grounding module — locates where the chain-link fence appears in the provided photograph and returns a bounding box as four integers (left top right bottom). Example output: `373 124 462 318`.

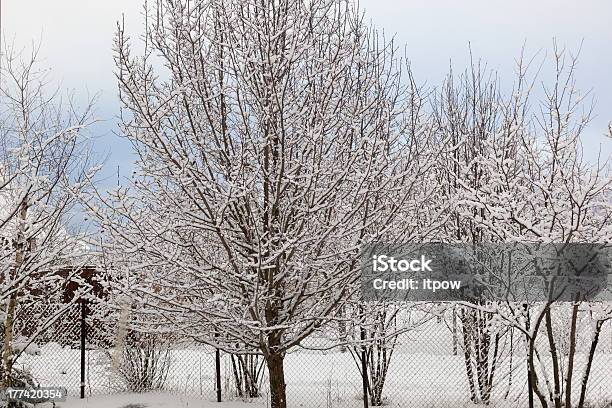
14 302 222 400
10 301 612 408
287 306 612 408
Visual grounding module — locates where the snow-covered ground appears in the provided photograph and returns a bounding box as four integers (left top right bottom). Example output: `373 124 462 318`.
17 345 612 408
52 393 264 408
15 322 612 408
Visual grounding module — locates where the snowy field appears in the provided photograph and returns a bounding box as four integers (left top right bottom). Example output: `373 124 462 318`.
16 342 612 408
56 393 265 408
14 315 612 408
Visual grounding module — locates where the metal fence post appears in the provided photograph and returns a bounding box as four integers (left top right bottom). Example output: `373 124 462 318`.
524 303 534 408
215 347 222 402
80 299 87 399
452 306 458 356
360 325 369 408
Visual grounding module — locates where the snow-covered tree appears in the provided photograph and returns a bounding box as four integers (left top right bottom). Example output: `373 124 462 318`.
89 0 442 406
0 44 99 388
451 45 612 408
429 58 524 405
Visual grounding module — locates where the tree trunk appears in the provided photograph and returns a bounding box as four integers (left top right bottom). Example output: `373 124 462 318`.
483 332 500 404
528 307 551 408
528 341 549 408
577 320 605 408
266 353 287 408
2 199 28 389
231 355 244 397
2 294 17 388
544 309 562 408
244 354 261 398
565 301 579 408
460 309 478 403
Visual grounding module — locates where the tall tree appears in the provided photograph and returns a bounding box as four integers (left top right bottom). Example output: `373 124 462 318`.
0 44 98 389
95 0 439 406
451 45 612 408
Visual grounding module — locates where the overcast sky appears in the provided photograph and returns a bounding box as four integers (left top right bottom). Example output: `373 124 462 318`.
3 0 612 183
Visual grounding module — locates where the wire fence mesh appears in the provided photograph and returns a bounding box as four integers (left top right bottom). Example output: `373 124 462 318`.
8 301 612 408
